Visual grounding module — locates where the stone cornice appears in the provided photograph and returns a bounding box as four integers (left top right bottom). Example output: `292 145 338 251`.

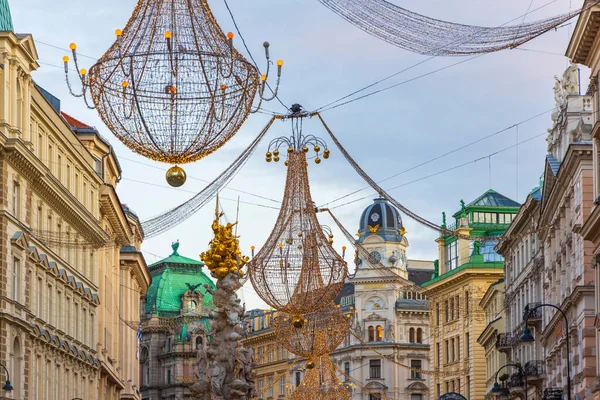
120 252 151 293
1 136 110 246
540 285 594 345
100 184 133 245
566 1 600 67
581 203 600 243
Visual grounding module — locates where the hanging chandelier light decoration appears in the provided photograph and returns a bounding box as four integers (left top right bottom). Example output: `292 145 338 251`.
273 303 350 359
317 0 599 56
64 0 284 186
292 355 348 400
248 108 347 321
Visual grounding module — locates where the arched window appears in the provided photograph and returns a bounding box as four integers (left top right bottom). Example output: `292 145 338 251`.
13 337 21 398
140 347 149 387
417 328 423 344
409 328 415 343
196 336 203 350
187 300 197 310
368 326 375 342
376 326 383 341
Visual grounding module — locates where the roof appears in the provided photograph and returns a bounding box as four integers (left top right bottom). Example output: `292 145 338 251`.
546 154 560 176
467 189 520 208
0 0 13 31
145 242 215 316
61 112 93 129
407 268 435 286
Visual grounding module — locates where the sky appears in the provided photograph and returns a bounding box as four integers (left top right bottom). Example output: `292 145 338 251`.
9 0 586 309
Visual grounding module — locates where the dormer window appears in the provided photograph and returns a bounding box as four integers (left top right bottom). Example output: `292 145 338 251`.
187 300 197 310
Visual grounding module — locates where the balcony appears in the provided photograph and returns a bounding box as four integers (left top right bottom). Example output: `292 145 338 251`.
542 388 564 400
524 302 542 328
495 333 513 353
507 373 525 389
524 360 544 381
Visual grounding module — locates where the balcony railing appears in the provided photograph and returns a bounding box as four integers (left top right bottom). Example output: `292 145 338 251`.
524 360 544 377
523 302 542 320
507 373 525 389
542 388 564 400
496 333 513 351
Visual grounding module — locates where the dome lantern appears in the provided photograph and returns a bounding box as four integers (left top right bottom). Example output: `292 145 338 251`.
358 198 404 243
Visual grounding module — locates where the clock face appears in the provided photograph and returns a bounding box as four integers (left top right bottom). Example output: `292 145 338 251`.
366 297 384 311
369 251 382 263
370 213 380 222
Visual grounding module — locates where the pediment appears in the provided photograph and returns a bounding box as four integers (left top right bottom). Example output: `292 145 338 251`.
364 381 387 390
365 312 385 321
16 33 39 63
406 381 428 391
10 231 28 250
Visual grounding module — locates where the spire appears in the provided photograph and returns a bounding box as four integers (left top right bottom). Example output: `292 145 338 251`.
0 0 14 32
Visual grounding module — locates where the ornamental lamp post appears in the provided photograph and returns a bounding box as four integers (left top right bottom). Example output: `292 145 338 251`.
0 364 13 391
491 363 526 400
521 303 571 400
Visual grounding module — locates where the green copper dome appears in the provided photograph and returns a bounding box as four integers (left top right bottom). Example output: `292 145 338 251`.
145 242 215 316
0 0 13 32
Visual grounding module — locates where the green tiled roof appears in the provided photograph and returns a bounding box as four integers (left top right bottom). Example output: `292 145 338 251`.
145 242 215 316
0 0 13 32
467 189 520 208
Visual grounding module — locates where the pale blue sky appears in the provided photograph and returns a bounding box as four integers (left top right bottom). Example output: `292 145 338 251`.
10 0 584 308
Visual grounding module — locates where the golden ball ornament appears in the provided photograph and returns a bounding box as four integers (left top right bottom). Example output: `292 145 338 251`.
323 149 330 159
273 149 280 156
284 160 288 166
266 151 272 158
315 157 321 164
306 361 315 370
274 156 280 162
266 157 272 163
302 146 309 153
314 145 321 152
288 147 294 154
292 316 305 329
166 165 187 187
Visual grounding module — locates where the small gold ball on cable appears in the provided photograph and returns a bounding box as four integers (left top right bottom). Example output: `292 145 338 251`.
324 149 330 159
70 43 77 51
315 157 321 164
166 165 187 187
266 152 272 158
273 149 279 156
62 55 70 63
292 316 304 329
314 145 321 152
306 361 315 370
284 160 288 166
329 234 334 239
288 147 294 154
266 157 272 163
274 156 280 162
302 146 309 153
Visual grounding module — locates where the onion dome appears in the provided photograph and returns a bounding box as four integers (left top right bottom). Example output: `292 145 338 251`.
145 242 215 316
358 198 403 243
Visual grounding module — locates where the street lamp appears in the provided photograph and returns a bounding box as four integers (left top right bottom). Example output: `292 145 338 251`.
0 364 13 391
491 363 527 399
520 303 571 400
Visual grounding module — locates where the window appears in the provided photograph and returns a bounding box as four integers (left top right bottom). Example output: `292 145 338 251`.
416 328 422 343
258 347 264 363
466 376 471 399
436 303 440 326
376 325 383 341
456 295 460 319
167 369 171 385
450 299 454 320
259 380 264 398
268 377 273 397
369 395 380 400
37 279 43 317
187 300 197 310
368 326 375 342
575 178 581 206
167 337 171 352
410 360 422 379
576 239 582 276
409 328 415 343
12 258 20 301
47 286 53 324
295 372 301 387
445 340 449 364
436 343 440 366
369 359 381 379
268 346 273 362
411 395 423 400
57 155 62 181
12 181 20 218
445 300 449 322
465 333 470 357
465 291 469 315
57 292 62 330
280 376 285 395
451 338 455 361
93 157 102 176
445 240 459 270
196 336 203 349
344 362 350 377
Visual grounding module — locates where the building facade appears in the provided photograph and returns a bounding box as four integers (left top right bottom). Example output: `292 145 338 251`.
537 64 596 399
495 183 544 400
568 3 600 398
139 242 215 400
0 2 150 398
476 279 506 398
244 198 434 400
422 190 520 400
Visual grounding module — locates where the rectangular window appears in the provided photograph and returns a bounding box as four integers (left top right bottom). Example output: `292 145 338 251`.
67 165 71 189
456 295 460 319
410 360 422 379
451 338 455 361
37 205 43 230
436 303 440 326
436 343 440 366
445 340 449 364
167 369 171 385
57 154 62 181
259 380 264 398
465 291 469 315
295 372 301 387
37 279 43 317
576 239 582 276
445 300 449 322
12 258 20 301
12 181 20 218
466 376 471 399
268 346 273 362
575 179 582 206
48 286 53 325
345 362 350 377
450 299 454 321
465 333 470 357
93 157 102 176
268 377 273 397
369 359 381 379
280 376 285 395
58 292 63 330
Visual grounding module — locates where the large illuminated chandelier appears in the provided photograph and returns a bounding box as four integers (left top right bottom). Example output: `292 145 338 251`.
292 355 348 400
248 108 347 321
64 0 283 186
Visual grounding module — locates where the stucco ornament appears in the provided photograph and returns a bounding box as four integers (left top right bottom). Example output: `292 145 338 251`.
190 210 255 400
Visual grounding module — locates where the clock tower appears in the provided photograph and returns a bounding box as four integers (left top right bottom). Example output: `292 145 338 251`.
354 197 409 279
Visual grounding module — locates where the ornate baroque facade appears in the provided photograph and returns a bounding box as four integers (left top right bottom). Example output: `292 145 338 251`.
0 3 150 399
